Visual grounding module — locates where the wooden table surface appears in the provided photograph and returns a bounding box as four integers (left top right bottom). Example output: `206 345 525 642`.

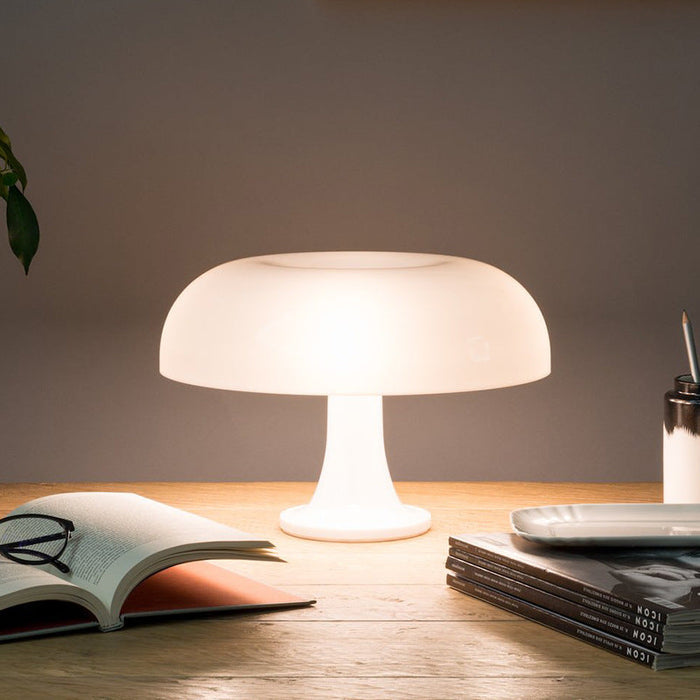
1 481 699 699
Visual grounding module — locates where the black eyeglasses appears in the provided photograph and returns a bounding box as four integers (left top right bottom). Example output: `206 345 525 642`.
0 514 74 574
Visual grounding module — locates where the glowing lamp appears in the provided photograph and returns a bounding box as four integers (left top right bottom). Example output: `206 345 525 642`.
160 251 550 541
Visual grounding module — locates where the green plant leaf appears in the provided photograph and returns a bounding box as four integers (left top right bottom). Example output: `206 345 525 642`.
0 126 11 149
2 171 18 187
0 181 7 201
2 151 27 190
0 128 27 190
6 185 39 274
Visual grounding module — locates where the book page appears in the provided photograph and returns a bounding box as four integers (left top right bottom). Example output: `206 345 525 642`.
0 558 107 629
10 492 276 622
0 558 69 599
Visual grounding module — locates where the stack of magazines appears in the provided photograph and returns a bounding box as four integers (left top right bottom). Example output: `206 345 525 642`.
446 533 700 670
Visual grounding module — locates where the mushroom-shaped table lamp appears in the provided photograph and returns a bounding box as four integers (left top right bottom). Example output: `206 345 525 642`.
160 251 550 542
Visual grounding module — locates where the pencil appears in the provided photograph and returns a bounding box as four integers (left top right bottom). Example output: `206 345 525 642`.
682 309 700 382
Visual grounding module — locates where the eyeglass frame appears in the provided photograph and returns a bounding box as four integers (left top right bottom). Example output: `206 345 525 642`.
0 514 74 574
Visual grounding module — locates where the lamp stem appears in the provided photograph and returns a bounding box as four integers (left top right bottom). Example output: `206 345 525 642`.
279 395 431 541
310 396 401 510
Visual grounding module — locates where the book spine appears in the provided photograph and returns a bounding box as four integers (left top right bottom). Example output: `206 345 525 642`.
446 574 658 670
446 557 665 651
448 538 669 626
447 549 664 634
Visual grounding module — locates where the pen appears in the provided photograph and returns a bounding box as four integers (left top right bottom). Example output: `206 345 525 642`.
682 309 700 382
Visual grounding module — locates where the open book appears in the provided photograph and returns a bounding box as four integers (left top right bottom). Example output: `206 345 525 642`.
0 492 313 641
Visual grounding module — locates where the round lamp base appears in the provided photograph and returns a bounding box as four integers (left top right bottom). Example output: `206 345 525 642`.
279 503 431 542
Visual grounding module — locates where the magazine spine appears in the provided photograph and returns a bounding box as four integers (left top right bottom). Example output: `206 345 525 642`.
447 548 664 634
446 557 665 651
446 573 657 669
448 537 670 626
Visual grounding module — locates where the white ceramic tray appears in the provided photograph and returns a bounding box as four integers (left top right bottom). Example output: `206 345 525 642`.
510 503 700 546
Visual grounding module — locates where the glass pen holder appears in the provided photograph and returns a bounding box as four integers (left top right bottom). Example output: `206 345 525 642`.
664 375 700 503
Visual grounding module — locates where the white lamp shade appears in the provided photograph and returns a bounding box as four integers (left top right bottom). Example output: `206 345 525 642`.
160 251 550 396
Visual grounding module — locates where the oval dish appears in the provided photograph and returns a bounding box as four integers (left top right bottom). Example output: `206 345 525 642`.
510 503 700 546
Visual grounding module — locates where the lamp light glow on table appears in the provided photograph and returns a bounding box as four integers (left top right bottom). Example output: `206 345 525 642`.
160 251 550 542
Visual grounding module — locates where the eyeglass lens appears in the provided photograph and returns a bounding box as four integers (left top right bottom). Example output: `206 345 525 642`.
0 517 68 564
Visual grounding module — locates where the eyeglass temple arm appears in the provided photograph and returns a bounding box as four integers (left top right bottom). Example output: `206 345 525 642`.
1 546 71 574
0 532 67 550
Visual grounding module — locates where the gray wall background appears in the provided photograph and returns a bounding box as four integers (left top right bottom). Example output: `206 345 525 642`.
1 1 699 483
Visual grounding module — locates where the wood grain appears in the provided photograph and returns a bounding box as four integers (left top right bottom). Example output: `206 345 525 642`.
1 481 696 699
